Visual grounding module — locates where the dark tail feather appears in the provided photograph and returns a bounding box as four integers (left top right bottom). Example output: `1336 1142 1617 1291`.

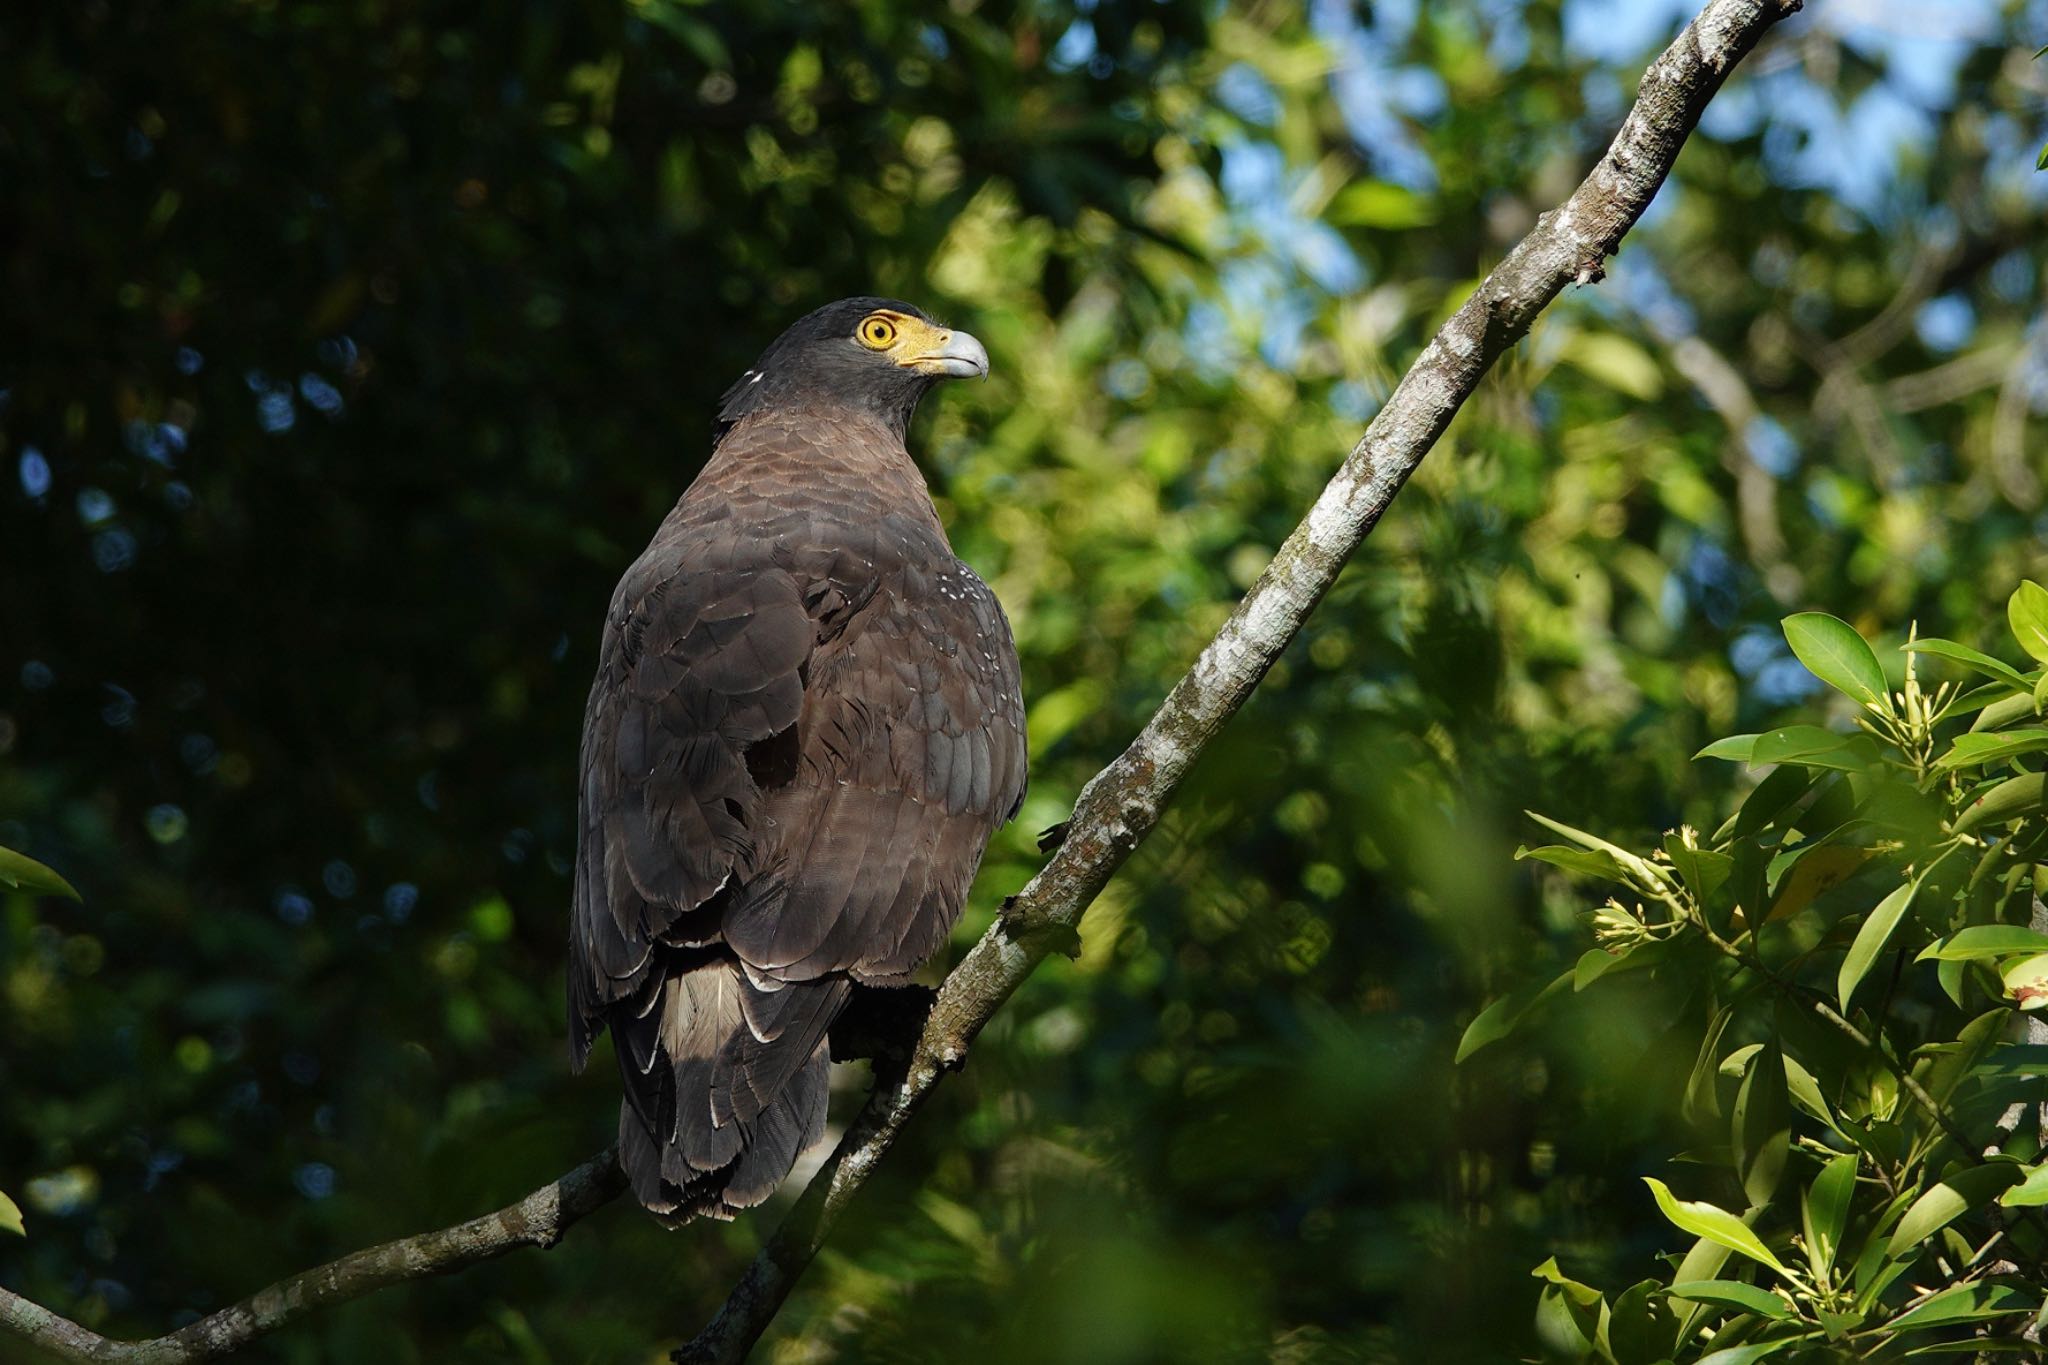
613 956 839 1222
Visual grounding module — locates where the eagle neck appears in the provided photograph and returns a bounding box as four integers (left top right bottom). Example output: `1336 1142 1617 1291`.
694 408 947 542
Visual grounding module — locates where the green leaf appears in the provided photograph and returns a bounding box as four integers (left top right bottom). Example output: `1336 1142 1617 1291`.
1573 947 1622 991
1919 926 2048 962
1667 1233 1737 1342
1937 954 1967 1009
2009 582 2048 664
1530 1255 1603 1305
1683 1008 1736 1126
1803 1153 1857 1278
1665 834 1733 904
1839 880 1917 1009
1905 638 2030 692
1697 733 1760 762
1667 1279 1795 1320
1560 331 1664 401
1953 771 2048 835
1733 1043 1791 1209
1643 1177 1792 1276
1325 180 1436 229
1886 1164 2025 1258
1770 843 1874 924
1751 725 1879 772
1784 613 1888 707
1973 692 2040 734
0 846 80 901
1455 971 1570 1063
1524 811 1648 868
1516 844 1626 882
1997 1160 2048 1208
1887 1282 2035 1331
1728 764 1815 841
1697 1341 1798 1365
0 1190 21 1237
1605 1277 1679 1365
1934 729 2048 771
1783 1054 1840 1135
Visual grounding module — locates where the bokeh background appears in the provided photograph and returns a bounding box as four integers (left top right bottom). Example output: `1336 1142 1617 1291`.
3 1 2046 1360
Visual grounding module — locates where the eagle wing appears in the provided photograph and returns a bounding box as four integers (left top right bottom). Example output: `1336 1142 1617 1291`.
570 492 1026 1216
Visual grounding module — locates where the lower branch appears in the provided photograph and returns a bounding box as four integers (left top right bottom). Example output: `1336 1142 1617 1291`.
0 1147 625 1365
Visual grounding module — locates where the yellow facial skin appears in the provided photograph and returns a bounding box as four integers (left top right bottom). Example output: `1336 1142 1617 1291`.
854 309 990 379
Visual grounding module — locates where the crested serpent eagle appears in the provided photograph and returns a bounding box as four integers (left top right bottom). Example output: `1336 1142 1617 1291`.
569 298 1028 1221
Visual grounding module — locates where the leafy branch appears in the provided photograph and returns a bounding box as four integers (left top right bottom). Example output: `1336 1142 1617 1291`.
1487 588 2048 1360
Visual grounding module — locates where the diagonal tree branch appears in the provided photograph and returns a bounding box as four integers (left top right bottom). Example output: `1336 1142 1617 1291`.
677 0 1804 1359
0 1148 625 1364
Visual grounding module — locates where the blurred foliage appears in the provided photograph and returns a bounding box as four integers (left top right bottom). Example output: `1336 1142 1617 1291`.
1488 595 2048 1360
3 0 2048 1362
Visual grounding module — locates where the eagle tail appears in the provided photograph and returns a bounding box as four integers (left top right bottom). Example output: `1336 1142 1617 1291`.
613 957 837 1223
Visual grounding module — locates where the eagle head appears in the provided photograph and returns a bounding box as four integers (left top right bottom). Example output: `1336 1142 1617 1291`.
714 296 989 445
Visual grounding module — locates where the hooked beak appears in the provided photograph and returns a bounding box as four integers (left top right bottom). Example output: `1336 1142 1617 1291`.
902 328 990 380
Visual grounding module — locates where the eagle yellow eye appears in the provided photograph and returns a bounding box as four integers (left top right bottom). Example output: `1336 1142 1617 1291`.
856 315 898 350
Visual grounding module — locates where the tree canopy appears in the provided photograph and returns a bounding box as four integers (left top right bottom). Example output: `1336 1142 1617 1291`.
3 1 2046 1360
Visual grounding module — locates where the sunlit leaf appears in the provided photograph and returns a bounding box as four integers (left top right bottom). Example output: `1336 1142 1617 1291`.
1324 180 1436 229
1560 331 1664 400
1750 725 1880 773
1933 729 2048 771
0 846 80 901
1530 1255 1603 1306
1666 1279 1795 1320
1696 733 1760 762
1696 1338 1798 1364
1952 771 2048 835
1886 1282 2035 1330
1919 926 2048 962
1642 1177 1792 1276
1783 613 1887 707
1782 1055 1839 1135
1802 1153 1857 1278
0 1190 21 1237
1885 1164 2024 1258
1838 880 1916 1008
1902 639 2029 692
1516 843 1625 882
2009 581 2048 664
1665 834 1733 904
1997 1160 2048 1208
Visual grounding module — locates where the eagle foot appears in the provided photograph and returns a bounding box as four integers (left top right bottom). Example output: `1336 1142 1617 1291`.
829 983 936 1065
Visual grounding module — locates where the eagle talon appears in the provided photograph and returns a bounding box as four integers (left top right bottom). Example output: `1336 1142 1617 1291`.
1037 821 1070 854
829 983 937 1063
